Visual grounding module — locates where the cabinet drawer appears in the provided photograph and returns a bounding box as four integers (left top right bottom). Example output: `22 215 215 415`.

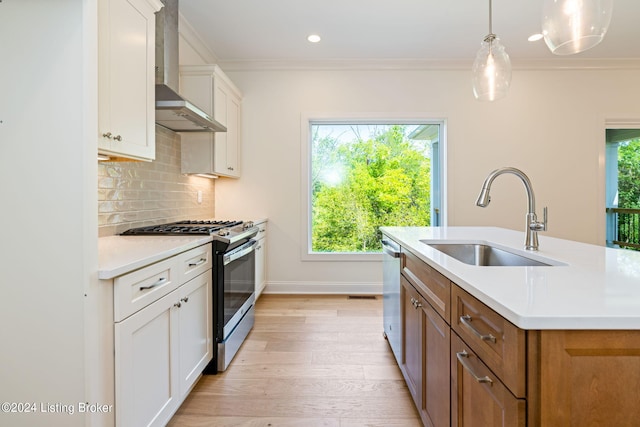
402 248 450 324
114 244 212 322
178 244 212 283
451 332 526 427
114 256 180 322
451 284 526 397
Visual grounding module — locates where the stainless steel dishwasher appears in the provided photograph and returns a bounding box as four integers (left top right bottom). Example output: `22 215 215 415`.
382 237 402 365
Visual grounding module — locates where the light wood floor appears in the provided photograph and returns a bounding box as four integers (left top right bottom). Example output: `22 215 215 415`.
168 294 422 427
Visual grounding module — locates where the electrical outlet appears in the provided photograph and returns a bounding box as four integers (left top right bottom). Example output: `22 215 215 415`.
197 190 203 204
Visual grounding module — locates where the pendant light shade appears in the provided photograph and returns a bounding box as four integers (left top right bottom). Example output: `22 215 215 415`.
472 0 512 101
542 0 614 55
472 35 512 101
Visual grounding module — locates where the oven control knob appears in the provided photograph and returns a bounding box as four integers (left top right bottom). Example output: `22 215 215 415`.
218 229 230 236
243 221 254 230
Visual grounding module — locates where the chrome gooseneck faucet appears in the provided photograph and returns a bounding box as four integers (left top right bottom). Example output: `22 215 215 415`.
475 167 547 251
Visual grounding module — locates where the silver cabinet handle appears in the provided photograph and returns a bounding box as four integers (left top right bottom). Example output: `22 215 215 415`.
410 297 422 309
180 297 189 303
188 258 206 267
460 315 496 343
456 350 493 384
173 302 182 308
113 135 122 141
139 277 168 291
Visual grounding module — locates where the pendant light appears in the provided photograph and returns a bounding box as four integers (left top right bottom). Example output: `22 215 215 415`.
542 0 614 55
472 0 512 102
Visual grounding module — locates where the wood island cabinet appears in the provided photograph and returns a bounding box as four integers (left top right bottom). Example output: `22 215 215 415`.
388 241 640 427
534 330 640 426
400 249 451 427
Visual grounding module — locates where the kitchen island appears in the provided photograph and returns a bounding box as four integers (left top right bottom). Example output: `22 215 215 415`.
380 226 640 427
382 226 640 330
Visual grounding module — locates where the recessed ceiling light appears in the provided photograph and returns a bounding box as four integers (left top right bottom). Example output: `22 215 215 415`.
528 33 544 42
307 34 321 43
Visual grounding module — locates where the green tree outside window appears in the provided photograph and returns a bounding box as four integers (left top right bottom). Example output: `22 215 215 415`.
311 124 433 253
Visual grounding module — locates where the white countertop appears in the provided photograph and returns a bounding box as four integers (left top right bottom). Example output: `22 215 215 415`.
98 235 212 279
381 226 640 330
98 218 267 280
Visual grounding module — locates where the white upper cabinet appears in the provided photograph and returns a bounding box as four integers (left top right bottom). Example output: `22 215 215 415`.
98 0 162 161
180 65 242 178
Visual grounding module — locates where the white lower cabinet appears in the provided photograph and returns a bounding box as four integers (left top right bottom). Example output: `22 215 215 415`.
114 246 212 427
254 220 267 298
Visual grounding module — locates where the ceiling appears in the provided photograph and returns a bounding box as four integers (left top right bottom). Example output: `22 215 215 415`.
179 0 640 67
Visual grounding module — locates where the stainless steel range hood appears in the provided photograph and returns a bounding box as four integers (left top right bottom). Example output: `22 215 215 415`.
155 0 226 133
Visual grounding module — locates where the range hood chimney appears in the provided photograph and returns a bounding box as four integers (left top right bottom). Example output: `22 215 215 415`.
155 0 226 132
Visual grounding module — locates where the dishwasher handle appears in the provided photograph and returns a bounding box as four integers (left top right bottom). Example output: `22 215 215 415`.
382 240 401 258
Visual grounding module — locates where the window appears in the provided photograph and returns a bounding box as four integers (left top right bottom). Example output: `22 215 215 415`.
301 115 445 260
605 128 640 250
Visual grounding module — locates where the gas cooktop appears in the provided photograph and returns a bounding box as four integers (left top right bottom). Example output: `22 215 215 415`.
121 220 244 236
121 219 258 244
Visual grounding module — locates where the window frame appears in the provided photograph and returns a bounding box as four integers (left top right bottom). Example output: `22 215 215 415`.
300 112 447 262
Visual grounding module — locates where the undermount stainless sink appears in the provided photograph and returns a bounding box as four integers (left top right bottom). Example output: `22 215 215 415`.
422 241 561 267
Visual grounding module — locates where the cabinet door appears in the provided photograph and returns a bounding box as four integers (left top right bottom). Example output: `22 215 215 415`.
212 73 241 177
178 272 213 396
98 0 158 161
401 276 423 409
222 93 241 176
537 330 640 426
255 236 266 298
115 291 179 427
401 276 450 427
451 333 525 427
423 297 450 427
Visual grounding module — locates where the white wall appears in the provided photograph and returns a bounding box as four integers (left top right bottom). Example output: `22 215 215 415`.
210 65 640 292
0 1 97 426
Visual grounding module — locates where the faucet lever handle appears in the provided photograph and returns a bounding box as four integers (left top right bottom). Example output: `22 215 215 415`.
529 207 548 232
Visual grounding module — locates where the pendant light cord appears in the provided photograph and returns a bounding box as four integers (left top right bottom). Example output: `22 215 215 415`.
488 0 493 35
485 0 496 43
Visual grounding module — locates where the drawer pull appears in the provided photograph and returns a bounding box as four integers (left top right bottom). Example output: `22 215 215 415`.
410 297 422 309
456 350 493 385
139 277 167 291
460 315 497 343
188 258 207 267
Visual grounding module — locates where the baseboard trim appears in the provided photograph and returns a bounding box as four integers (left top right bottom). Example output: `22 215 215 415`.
262 281 382 295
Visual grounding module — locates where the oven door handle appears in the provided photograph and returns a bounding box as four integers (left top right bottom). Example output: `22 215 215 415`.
224 240 258 265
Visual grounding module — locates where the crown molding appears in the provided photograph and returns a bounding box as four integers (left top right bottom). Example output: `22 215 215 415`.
178 13 218 64
215 58 640 72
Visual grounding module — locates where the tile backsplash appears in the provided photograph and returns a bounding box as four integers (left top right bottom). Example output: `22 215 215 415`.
98 126 215 237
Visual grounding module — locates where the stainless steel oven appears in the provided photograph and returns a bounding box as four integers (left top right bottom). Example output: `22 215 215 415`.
213 238 257 372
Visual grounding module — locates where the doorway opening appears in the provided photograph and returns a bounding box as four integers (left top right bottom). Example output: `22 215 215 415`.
605 129 640 250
